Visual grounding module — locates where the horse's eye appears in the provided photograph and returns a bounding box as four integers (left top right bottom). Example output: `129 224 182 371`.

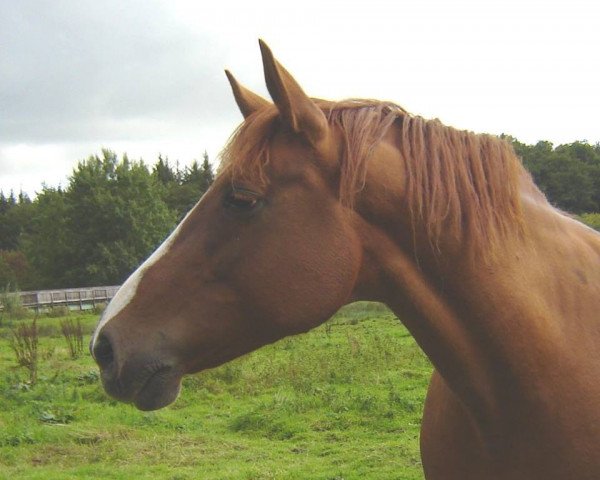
224 189 261 212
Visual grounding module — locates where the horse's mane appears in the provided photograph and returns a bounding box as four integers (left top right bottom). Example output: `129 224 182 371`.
220 99 526 255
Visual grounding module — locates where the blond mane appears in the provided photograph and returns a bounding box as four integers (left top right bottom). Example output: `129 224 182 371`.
219 100 526 254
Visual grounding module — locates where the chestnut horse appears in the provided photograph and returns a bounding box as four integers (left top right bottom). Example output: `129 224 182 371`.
91 41 600 479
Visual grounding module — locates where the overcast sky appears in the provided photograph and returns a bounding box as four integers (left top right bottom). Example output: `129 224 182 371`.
1 0 599 196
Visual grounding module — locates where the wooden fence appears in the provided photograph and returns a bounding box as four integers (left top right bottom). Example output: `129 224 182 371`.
14 286 120 313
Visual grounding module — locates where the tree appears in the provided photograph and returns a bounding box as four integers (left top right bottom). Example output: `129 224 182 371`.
0 191 18 250
20 186 70 289
4 149 217 290
511 139 599 213
153 154 177 186
0 250 32 290
0 190 33 251
0 190 35 289
200 151 215 191
160 152 215 220
61 150 177 287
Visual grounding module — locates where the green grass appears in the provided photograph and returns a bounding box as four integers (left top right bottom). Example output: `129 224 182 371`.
0 303 432 479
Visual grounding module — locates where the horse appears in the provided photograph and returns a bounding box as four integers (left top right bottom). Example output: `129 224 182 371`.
90 40 600 479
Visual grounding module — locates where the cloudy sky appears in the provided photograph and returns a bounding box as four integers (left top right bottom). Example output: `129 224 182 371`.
1 0 599 196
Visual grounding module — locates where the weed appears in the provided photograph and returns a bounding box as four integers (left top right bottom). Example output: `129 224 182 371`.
60 317 84 359
9 317 39 384
0 286 30 321
0 431 35 447
39 407 76 424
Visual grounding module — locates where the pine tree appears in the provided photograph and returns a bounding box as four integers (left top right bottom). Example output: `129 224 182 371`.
153 154 177 185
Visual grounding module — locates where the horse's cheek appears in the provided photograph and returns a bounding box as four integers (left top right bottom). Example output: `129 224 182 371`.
259 219 359 332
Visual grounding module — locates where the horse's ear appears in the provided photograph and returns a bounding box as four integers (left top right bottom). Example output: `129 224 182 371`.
259 40 327 145
225 70 270 119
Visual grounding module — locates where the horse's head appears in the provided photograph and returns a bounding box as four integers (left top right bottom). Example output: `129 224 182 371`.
90 41 374 410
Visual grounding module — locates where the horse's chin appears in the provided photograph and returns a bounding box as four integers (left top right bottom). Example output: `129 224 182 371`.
132 369 183 411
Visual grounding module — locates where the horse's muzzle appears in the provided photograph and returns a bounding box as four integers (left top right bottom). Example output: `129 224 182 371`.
92 329 183 411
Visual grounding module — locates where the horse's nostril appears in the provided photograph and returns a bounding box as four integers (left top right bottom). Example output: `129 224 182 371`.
93 333 114 370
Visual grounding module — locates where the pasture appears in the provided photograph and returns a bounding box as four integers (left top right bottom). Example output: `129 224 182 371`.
0 303 431 479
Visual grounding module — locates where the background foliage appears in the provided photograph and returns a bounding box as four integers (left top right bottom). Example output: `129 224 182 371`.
1 150 214 290
509 138 600 213
1 139 599 291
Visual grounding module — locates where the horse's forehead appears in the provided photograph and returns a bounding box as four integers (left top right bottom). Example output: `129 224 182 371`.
224 118 340 187
269 132 311 159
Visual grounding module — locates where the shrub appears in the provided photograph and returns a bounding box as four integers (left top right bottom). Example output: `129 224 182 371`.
0 287 30 322
60 317 84 359
10 318 39 384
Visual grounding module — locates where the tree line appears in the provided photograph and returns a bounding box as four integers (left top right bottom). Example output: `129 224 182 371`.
1 149 214 290
1 139 599 291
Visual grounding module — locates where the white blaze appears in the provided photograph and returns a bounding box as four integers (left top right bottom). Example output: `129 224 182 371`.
90 196 205 350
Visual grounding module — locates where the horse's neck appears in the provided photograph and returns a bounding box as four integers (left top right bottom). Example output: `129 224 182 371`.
355 157 600 435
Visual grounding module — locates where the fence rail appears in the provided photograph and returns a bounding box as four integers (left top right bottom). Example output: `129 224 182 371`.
11 286 120 312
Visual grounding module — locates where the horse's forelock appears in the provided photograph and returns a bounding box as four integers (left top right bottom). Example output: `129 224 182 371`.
218 106 279 187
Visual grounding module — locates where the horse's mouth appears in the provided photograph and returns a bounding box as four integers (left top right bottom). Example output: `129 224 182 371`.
132 365 183 411
101 363 183 411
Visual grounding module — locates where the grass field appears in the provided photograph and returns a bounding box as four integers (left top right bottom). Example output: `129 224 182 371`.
0 303 432 479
